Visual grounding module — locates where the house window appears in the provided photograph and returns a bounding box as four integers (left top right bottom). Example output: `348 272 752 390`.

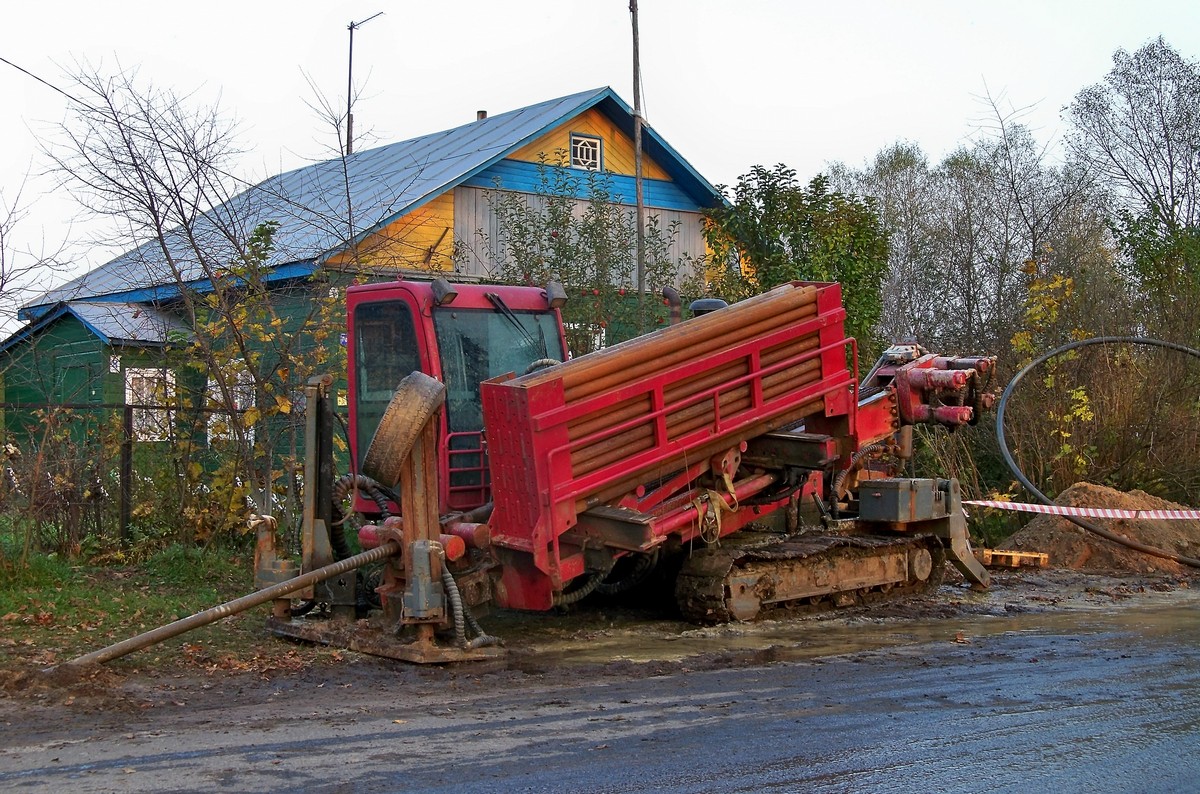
124 368 176 442
570 133 602 171
207 368 256 445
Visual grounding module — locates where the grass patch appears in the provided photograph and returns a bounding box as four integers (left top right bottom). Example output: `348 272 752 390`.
0 544 327 675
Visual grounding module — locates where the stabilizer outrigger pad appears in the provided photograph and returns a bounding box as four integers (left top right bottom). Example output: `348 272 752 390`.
265 615 502 664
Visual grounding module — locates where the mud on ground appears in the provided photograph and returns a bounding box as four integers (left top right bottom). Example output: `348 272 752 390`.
5 479 1198 724
0 564 1192 729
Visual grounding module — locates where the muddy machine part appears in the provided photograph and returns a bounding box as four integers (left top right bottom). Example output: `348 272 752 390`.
261 373 501 663
480 283 992 617
676 478 987 622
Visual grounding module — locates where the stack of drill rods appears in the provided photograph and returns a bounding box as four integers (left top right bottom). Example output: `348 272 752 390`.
526 284 819 403
533 283 801 391
563 295 820 444
660 333 825 418
569 353 824 475
566 325 824 473
563 292 818 403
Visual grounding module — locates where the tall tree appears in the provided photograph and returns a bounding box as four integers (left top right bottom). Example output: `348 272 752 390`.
1069 38 1200 343
830 143 943 346
42 66 346 540
0 179 67 331
1068 37 1200 230
704 165 889 350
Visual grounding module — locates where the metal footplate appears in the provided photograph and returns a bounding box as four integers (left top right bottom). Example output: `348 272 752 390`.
265 615 503 664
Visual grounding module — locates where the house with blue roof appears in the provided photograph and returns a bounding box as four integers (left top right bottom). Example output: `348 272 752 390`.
0 86 723 433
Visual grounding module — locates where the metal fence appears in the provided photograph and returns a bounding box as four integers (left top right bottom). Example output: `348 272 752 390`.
0 400 309 555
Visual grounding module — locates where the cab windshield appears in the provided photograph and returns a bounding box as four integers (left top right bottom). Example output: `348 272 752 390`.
433 304 563 434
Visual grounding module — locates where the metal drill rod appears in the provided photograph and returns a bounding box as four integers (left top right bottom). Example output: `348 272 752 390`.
63 542 401 667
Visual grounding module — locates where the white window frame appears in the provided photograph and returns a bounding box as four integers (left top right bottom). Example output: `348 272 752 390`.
124 368 176 442
570 133 603 171
207 368 256 445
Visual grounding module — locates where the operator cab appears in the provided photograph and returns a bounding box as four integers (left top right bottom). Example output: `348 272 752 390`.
347 279 567 514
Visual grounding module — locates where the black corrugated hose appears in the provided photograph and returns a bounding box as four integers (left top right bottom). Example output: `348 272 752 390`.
595 549 660 596
438 547 502 649
829 441 888 519
290 474 396 617
440 564 469 648
552 571 607 607
996 336 1200 569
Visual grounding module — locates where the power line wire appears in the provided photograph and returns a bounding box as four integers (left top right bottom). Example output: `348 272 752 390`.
0 54 101 114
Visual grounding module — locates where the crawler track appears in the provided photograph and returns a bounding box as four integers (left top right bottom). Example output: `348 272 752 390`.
675 531 947 623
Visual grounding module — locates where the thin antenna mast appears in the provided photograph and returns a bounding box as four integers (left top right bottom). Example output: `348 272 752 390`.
346 11 384 156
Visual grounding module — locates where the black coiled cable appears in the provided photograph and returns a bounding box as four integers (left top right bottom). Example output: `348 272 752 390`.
996 336 1200 569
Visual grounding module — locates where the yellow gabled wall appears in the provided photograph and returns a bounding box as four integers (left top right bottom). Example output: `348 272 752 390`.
509 108 670 179
326 192 457 272
325 108 675 274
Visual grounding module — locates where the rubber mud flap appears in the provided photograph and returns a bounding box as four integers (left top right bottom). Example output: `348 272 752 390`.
361 371 446 487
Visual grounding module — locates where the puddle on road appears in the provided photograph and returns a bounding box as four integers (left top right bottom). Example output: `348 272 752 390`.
484 582 1200 668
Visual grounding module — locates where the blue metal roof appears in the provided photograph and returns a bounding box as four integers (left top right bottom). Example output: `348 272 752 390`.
0 301 190 355
23 87 722 318
68 302 192 345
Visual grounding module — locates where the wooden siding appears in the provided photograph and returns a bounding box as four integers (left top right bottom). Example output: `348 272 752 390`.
326 192 456 273
509 108 670 180
453 186 707 283
2 315 109 406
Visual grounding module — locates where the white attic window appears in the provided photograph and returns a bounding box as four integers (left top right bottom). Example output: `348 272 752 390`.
570 133 602 171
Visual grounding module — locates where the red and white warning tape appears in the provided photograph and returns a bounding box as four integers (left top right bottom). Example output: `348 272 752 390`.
963 500 1200 521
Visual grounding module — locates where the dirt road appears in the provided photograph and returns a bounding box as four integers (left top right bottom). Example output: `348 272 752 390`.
1 572 1198 793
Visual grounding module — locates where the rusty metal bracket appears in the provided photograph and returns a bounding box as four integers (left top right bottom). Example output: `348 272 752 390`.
856 477 990 588
934 507 991 587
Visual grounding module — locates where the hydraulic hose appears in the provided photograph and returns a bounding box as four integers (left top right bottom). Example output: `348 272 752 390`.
440 564 468 648
464 607 502 649
996 336 1200 570
595 548 660 596
436 546 501 648
290 473 395 618
332 474 393 520
830 441 888 519
523 358 562 375
552 571 606 607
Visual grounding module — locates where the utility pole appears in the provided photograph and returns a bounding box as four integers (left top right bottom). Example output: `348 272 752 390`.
630 0 647 333
346 11 384 156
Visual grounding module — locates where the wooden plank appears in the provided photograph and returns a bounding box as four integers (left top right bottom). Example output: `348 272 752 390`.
975 548 1049 568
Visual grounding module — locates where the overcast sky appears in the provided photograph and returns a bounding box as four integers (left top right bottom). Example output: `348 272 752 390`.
2 0 1198 308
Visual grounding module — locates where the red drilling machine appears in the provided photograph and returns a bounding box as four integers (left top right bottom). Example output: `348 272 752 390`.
256 278 994 663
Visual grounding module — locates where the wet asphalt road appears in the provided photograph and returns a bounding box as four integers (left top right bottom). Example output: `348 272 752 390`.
2 602 1198 793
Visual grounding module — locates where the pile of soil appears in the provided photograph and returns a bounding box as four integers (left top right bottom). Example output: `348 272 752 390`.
1001 482 1200 575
